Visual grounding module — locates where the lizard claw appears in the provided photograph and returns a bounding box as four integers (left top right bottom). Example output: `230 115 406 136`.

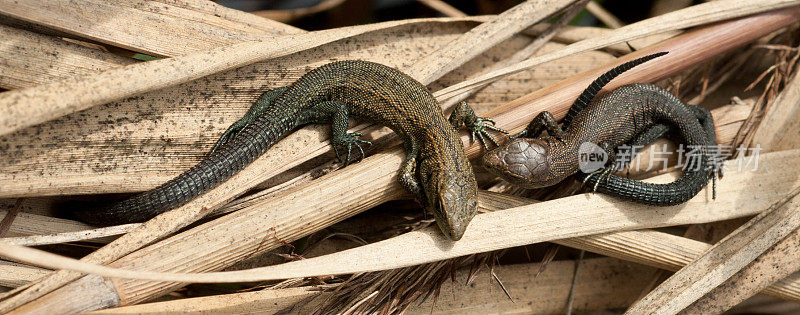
583 167 614 192
510 129 528 140
334 132 372 166
469 117 509 150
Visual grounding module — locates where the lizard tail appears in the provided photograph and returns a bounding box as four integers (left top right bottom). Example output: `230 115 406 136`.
583 168 711 206
583 89 719 206
67 116 291 226
562 51 669 128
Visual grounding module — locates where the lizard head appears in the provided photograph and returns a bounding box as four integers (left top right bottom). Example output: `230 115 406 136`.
418 159 478 241
482 138 561 188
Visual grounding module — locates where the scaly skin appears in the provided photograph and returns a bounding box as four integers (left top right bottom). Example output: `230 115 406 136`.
71 60 505 240
482 52 720 205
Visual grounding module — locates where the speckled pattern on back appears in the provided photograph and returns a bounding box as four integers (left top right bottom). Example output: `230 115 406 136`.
72 61 477 235
571 84 717 205
483 52 718 205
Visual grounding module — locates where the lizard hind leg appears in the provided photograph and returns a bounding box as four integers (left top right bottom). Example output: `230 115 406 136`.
583 142 618 192
449 101 508 150
687 105 722 199
398 143 424 201
210 86 289 154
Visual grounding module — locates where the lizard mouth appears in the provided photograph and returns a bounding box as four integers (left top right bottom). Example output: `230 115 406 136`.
433 216 463 240
432 183 474 241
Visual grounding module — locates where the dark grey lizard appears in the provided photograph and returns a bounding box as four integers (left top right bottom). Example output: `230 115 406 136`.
482 52 721 205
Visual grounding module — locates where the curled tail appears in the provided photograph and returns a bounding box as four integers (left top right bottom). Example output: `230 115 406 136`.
584 99 719 206
562 51 669 128
69 115 290 226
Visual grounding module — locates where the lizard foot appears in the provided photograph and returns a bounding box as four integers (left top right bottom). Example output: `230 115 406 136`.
709 162 723 200
469 117 509 150
211 123 245 154
333 132 372 166
583 167 615 192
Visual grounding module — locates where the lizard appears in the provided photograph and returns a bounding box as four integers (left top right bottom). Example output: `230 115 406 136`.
69 60 506 241
481 52 721 205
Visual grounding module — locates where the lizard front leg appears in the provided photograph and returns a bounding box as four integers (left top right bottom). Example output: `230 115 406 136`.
211 86 288 154
325 101 372 166
513 111 566 141
398 141 423 200
449 101 508 150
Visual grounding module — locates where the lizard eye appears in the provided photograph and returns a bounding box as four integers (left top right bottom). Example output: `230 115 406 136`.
468 197 478 209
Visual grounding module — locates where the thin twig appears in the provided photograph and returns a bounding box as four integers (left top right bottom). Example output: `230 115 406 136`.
566 250 585 315
0 199 24 238
586 1 624 28
416 0 467 17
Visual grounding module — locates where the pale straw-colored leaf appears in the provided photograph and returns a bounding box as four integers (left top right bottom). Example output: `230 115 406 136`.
627 186 800 314
1 224 137 246
90 258 655 314
0 262 50 288
680 227 800 313
0 25 135 89
0 17 483 137
0 0 572 138
416 0 468 17
0 0 300 57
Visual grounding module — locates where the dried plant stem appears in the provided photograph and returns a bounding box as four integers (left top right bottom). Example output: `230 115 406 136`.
440 0 590 109
565 250 585 315
253 0 347 23
406 0 573 83
557 231 800 302
750 71 800 151
2 224 137 246
0 16 651 92
78 258 652 314
0 263 49 288
0 199 23 237
0 0 300 57
586 1 624 28
0 210 95 239
416 0 467 17
0 25 135 89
